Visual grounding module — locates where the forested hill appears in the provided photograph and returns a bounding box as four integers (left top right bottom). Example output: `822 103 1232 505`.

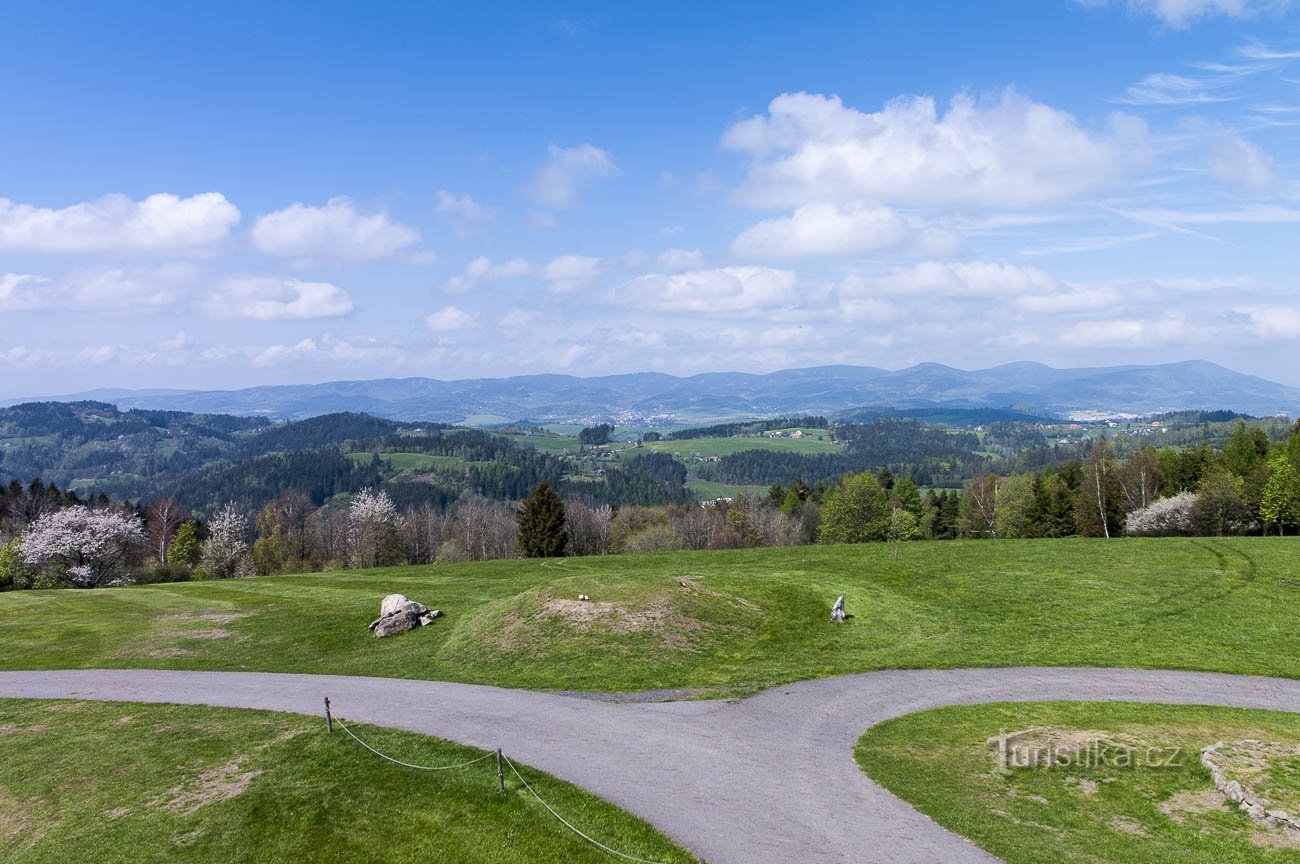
0 402 693 516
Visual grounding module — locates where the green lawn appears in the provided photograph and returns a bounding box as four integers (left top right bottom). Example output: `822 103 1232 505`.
856 701 1300 864
0 699 694 864
0 538 1297 693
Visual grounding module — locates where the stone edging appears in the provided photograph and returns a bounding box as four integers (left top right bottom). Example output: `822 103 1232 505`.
1200 741 1300 835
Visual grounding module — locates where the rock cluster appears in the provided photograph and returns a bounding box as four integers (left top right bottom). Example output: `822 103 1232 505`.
1201 741 1300 836
369 593 442 638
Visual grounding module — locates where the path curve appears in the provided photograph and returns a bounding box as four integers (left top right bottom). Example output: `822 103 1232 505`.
2 667 1297 863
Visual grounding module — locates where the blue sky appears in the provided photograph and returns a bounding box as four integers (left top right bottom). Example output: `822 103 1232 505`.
2 0 1299 396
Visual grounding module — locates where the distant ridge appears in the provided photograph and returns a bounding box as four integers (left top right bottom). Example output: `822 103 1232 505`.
5 360 1297 423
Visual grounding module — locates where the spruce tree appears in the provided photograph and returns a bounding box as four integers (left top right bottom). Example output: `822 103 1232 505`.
517 481 568 557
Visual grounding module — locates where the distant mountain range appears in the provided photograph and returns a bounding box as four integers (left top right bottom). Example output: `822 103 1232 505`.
6 360 1298 424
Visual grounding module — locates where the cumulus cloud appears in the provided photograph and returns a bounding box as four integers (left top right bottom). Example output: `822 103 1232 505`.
251 196 421 260
1059 315 1194 347
440 256 533 293
0 192 239 254
542 254 604 292
1235 305 1300 338
436 190 495 235
425 305 477 332
209 277 354 319
528 144 617 208
624 266 798 313
0 273 50 310
731 203 913 259
723 90 1146 209
0 266 195 312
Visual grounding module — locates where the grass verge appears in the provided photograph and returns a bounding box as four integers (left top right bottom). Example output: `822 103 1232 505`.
0 698 695 864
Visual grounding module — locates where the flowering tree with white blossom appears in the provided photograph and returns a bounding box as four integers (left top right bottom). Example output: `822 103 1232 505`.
349 488 405 568
21 505 144 588
201 503 255 579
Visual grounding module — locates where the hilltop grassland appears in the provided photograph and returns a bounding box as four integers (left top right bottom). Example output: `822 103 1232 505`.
1 538 1297 693
0 699 693 864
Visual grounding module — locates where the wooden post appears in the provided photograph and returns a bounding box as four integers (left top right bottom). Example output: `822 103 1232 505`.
496 749 505 794
324 697 333 733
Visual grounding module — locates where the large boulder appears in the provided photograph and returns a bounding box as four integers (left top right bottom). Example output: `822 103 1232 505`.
369 593 442 638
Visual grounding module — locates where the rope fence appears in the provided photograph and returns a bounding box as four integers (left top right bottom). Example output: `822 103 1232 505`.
324 697 681 864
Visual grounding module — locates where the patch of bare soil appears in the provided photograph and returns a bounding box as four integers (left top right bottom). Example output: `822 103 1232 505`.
149 759 261 815
485 581 763 654
1109 816 1148 836
1160 788 1232 823
0 792 32 841
105 806 130 820
1251 826 1300 850
157 612 250 626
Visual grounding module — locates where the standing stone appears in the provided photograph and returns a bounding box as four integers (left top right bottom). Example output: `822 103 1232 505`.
831 595 846 623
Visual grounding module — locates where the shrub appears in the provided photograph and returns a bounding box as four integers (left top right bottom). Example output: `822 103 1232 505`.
1125 492 1197 537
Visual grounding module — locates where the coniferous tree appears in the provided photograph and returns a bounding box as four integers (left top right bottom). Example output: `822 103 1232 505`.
517 481 568 557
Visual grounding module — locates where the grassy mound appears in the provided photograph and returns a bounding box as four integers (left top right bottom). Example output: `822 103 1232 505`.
855 702 1300 864
0 537 1297 691
0 699 695 864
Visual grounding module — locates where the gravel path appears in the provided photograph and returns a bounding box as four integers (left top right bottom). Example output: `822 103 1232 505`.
2 667 1297 863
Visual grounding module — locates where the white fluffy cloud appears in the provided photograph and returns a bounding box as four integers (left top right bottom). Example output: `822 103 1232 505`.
541 254 604 292
440 256 531 293
731 203 912 259
0 273 50 310
1235 305 1300 338
425 305 477 332
0 193 239 254
436 191 495 235
625 266 798 313
251 196 421 260
209 277 354 320
723 90 1145 209
871 260 1064 297
1059 315 1193 346
0 265 195 312
529 144 617 208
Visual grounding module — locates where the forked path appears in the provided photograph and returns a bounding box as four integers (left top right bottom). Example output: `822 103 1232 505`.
1 667 1298 863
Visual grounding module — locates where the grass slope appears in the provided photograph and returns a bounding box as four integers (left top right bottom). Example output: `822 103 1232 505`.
0 699 694 864
0 538 1297 692
856 702 1300 864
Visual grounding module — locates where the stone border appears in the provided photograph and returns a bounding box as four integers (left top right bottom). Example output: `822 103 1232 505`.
1200 740 1300 835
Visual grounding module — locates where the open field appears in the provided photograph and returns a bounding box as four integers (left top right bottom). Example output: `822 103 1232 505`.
685 479 771 500
0 699 692 864
856 701 1300 863
636 430 841 459
1 538 1297 692
347 452 468 471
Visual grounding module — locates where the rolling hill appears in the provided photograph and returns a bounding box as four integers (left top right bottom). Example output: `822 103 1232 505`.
5 360 1297 423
